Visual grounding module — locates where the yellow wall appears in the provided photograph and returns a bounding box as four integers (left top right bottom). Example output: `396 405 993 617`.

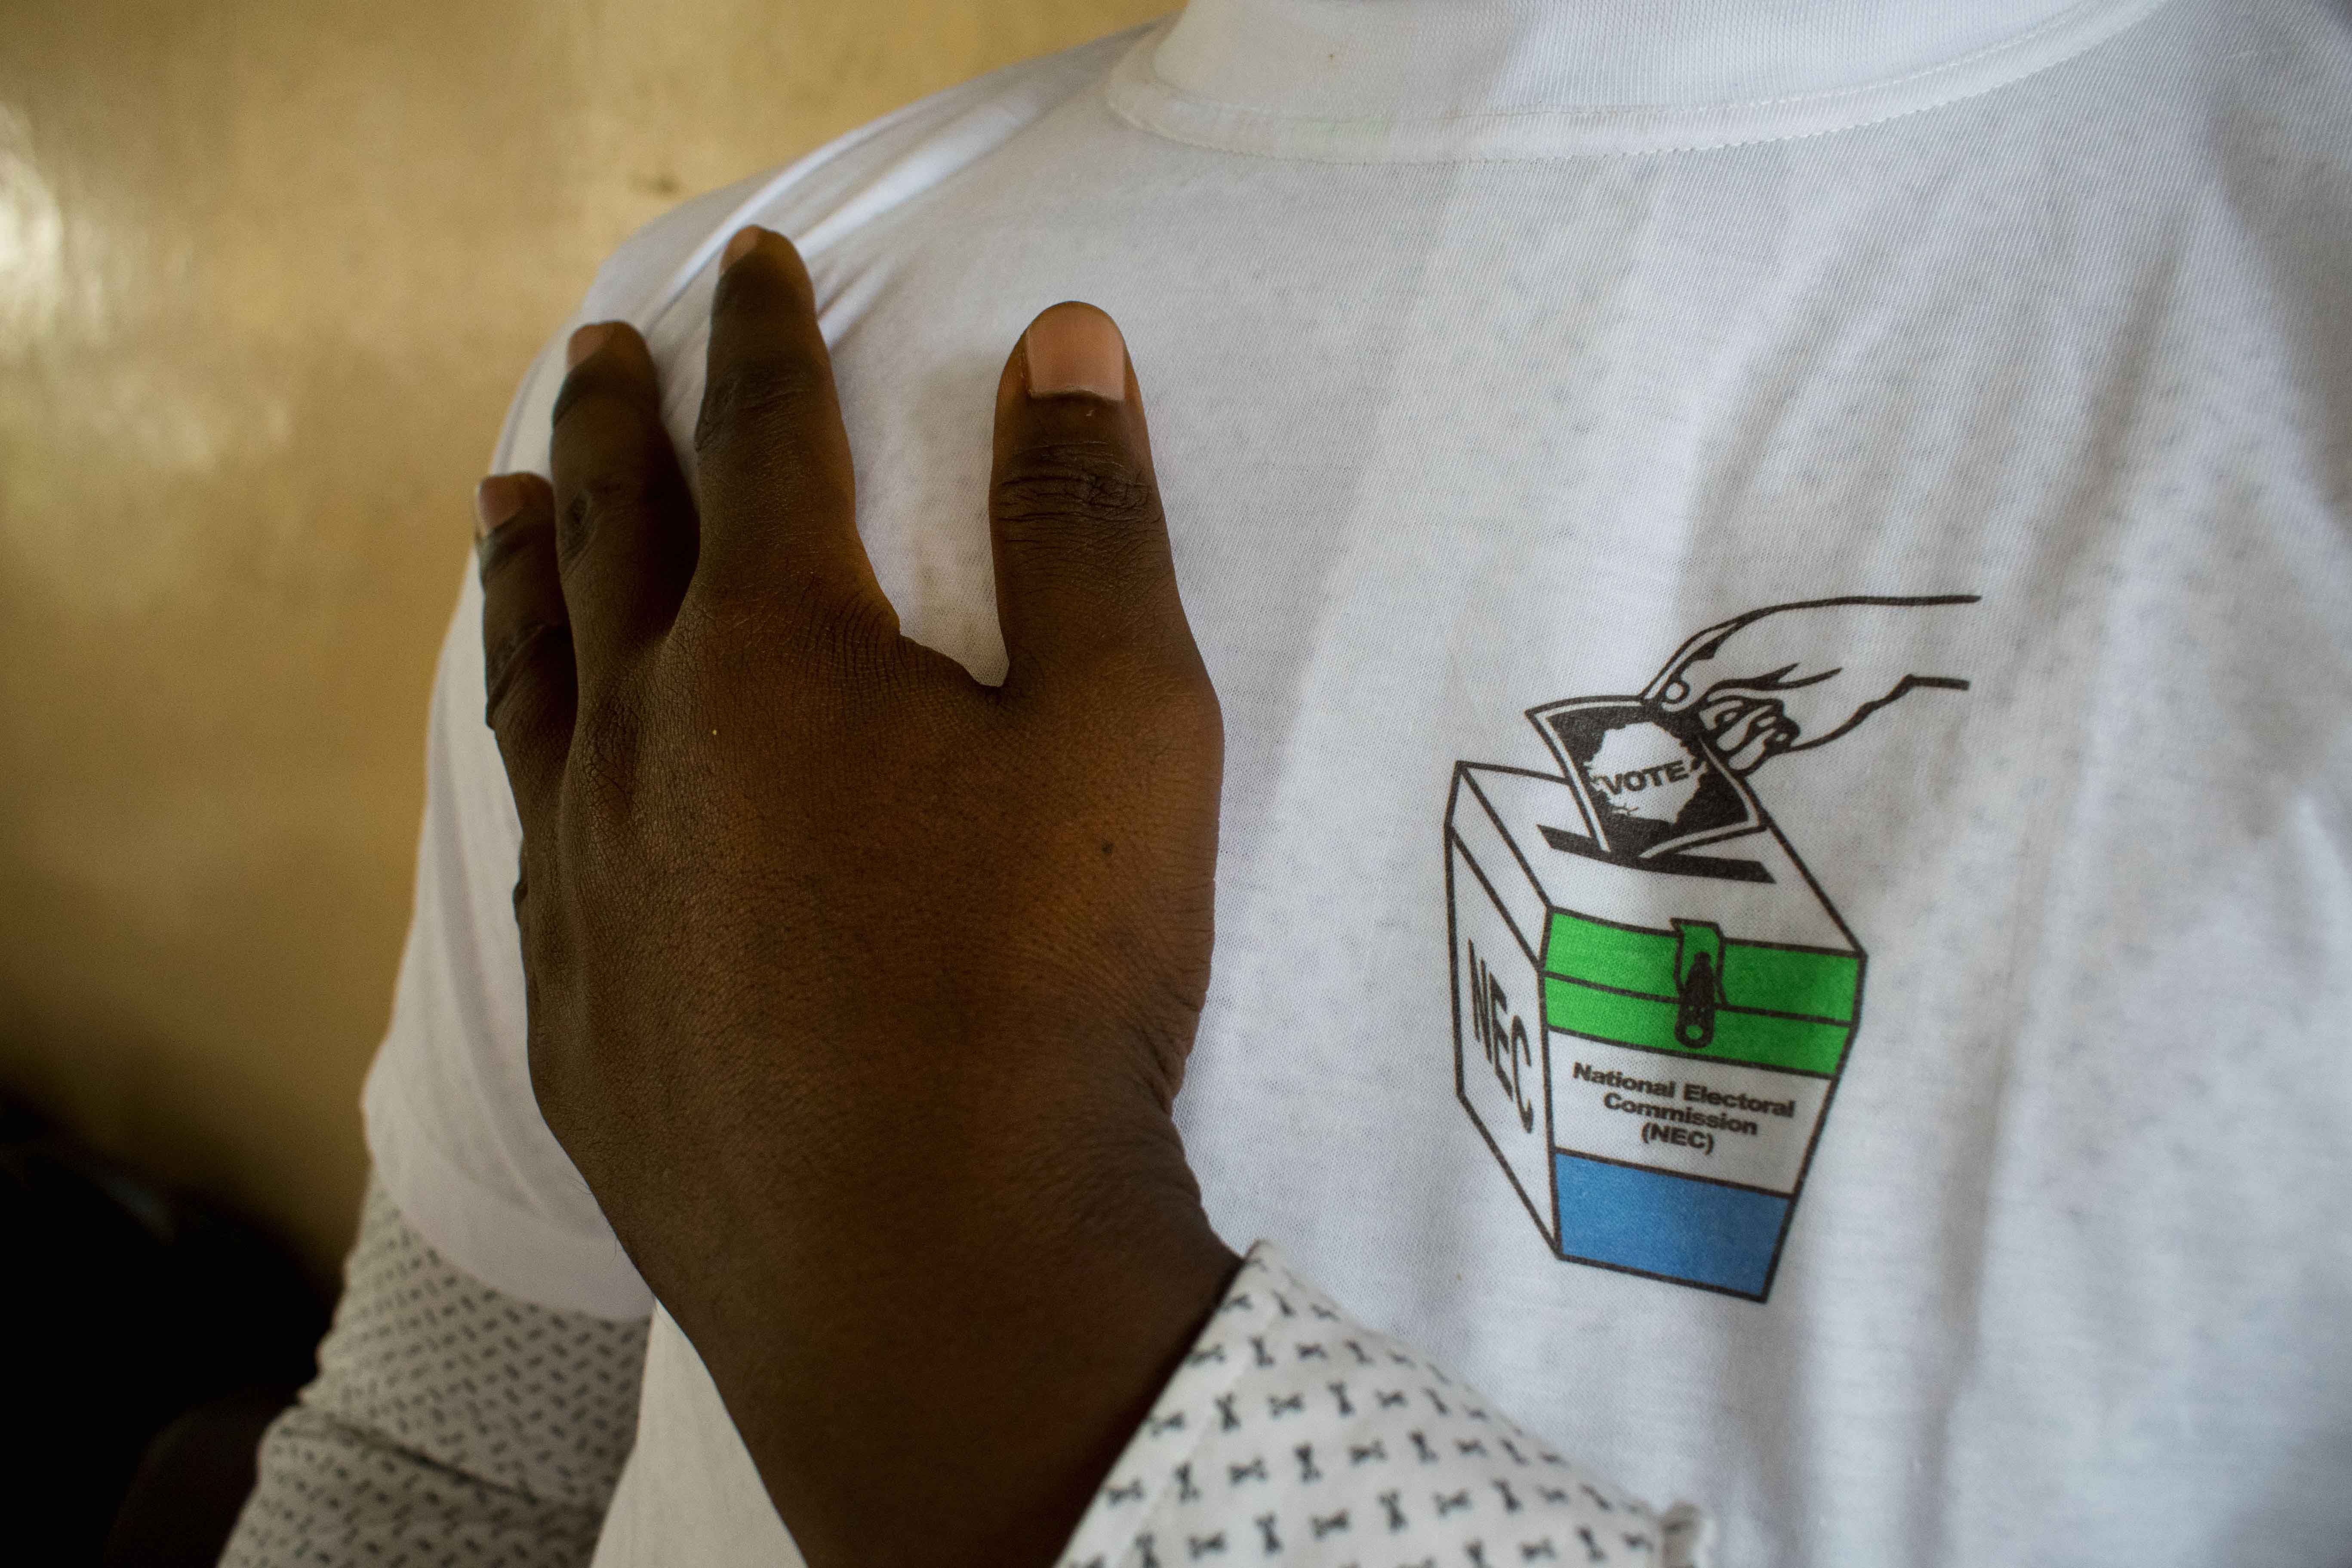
0 0 1165 1284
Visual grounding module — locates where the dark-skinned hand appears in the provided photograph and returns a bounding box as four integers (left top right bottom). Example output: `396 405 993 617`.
471 225 1238 1567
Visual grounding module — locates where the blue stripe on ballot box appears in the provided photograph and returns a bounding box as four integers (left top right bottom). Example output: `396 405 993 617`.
1553 1154 1791 1298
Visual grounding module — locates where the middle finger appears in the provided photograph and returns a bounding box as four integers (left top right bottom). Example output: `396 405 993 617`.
689 226 884 620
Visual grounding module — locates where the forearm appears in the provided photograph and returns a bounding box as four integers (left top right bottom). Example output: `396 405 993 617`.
220 1174 648 1568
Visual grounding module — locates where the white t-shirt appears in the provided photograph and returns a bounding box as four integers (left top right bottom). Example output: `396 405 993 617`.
362 0 2352 1562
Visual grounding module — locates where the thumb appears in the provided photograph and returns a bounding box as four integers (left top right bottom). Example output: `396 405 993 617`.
989 302 1197 693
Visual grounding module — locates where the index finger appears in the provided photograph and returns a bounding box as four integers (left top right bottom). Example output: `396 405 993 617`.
688 226 886 620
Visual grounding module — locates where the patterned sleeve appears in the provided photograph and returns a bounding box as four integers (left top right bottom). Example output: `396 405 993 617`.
219 1173 650 1568
1057 1244 1712 1568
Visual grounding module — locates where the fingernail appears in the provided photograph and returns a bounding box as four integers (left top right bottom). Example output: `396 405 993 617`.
566 322 615 369
1022 302 1127 401
474 475 525 542
722 225 767 271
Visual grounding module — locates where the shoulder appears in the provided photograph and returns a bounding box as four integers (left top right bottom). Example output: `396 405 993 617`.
492 23 1150 475
583 24 1151 328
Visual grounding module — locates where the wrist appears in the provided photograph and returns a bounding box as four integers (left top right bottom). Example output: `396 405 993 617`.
669 1093 1237 1568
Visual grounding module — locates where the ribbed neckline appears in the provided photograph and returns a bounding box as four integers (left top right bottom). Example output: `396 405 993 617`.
1107 0 2172 160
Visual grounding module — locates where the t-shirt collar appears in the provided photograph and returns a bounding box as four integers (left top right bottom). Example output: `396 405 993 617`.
1108 0 2173 160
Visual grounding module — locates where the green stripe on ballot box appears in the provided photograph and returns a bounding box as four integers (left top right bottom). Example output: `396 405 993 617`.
1542 975 1853 1075
1447 762 1866 1300
1542 909 1859 1023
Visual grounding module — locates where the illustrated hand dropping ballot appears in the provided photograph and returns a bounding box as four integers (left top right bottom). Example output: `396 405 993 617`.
1446 595 1976 1298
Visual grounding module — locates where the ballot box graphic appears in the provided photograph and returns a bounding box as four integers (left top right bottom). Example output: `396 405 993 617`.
1446 596 1978 1297
1445 760 1865 1300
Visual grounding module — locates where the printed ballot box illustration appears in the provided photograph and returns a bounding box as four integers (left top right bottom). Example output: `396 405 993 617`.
1445 696 1868 1300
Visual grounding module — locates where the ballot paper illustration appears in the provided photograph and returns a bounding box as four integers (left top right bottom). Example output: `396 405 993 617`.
1446 595 1976 1299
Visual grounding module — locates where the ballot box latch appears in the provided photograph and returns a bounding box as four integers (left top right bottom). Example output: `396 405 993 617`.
1671 919 1727 1050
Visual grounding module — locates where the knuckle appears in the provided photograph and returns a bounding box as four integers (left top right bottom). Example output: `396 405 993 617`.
476 513 553 582
558 471 661 567
1161 660 1224 736
1029 638 1221 758
1129 655 1225 751
694 351 826 458
680 579 902 709
994 440 1162 547
534 715 644 871
483 619 573 732
571 722 639 813
800 595 905 693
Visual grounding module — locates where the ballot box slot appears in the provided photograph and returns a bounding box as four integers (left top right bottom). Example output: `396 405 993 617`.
1537 823 1772 884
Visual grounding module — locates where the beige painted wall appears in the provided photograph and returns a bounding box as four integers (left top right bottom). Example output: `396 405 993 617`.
0 0 1165 1283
